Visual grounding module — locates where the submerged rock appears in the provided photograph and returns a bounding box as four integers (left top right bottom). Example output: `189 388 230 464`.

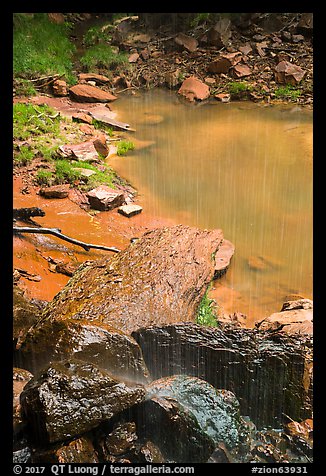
15 318 150 383
132 323 313 428
256 299 313 335
37 225 223 334
20 359 146 444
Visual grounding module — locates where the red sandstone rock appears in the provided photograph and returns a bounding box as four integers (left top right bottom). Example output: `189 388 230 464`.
274 61 305 85
87 186 125 211
52 80 68 97
178 76 210 102
78 73 110 83
174 33 198 52
69 84 117 103
39 184 70 199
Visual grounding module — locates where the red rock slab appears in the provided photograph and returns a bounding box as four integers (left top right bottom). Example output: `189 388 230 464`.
178 76 210 102
59 141 100 162
87 185 125 211
214 239 235 278
69 84 117 103
232 64 252 78
274 61 305 85
39 184 70 199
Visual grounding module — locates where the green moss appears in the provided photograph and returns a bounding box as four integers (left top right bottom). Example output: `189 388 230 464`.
72 161 116 189
54 160 81 184
83 25 112 47
13 13 76 83
274 85 301 100
196 288 219 327
228 81 253 95
92 119 114 136
14 78 37 97
117 140 135 156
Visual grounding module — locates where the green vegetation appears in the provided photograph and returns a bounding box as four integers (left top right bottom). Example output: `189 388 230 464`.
83 25 112 47
274 85 301 100
14 145 34 166
80 43 128 71
196 289 219 327
228 81 253 95
117 140 135 156
14 78 37 97
72 161 115 189
190 13 210 27
92 119 114 136
36 169 53 185
13 13 76 83
55 160 81 183
13 103 61 140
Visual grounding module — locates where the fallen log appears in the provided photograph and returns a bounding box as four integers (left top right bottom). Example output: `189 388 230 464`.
13 226 120 253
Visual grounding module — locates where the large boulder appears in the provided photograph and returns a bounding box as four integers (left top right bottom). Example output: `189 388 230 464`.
178 76 210 102
15 318 150 383
20 359 146 444
36 225 223 334
132 323 313 428
140 375 251 462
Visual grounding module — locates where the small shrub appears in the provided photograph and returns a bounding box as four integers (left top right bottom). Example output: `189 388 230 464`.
80 44 128 70
117 140 135 156
196 290 219 327
274 85 301 100
228 81 252 95
14 78 37 97
14 146 34 166
55 160 81 184
36 169 53 185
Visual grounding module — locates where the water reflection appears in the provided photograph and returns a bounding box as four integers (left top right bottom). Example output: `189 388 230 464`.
111 90 313 323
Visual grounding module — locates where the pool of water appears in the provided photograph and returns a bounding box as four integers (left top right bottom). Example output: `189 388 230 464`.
110 89 313 322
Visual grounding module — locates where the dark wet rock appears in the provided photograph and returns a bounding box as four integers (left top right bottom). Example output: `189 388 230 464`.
13 443 32 463
206 18 232 47
275 61 305 85
133 396 215 462
208 57 233 74
39 184 70 199
256 301 313 335
132 323 313 428
52 79 68 97
118 204 143 217
98 422 138 457
178 76 210 102
145 375 251 462
55 261 80 277
174 33 198 52
31 436 99 463
214 238 235 278
16 318 149 383
86 185 125 211
38 225 223 334
13 287 40 349
20 359 146 444
13 368 34 438
136 441 164 463
69 84 117 103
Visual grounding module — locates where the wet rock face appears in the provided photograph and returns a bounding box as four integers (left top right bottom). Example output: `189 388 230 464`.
15 318 150 383
13 287 41 349
20 359 146 444
132 324 313 428
133 397 215 463
13 368 34 438
39 225 223 334
145 375 251 462
31 436 99 464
